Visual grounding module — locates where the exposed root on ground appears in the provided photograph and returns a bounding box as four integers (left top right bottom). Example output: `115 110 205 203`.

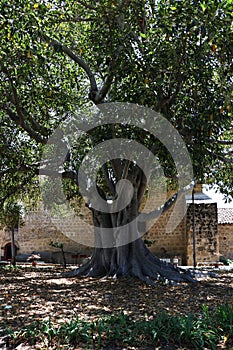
63 242 196 285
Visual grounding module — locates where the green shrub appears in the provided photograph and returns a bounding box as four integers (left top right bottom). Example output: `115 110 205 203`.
10 304 233 349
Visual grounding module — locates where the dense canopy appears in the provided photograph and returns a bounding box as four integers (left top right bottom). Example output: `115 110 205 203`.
1 0 232 201
0 0 232 282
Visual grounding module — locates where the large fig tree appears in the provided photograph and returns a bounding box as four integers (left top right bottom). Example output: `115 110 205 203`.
0 0 232 283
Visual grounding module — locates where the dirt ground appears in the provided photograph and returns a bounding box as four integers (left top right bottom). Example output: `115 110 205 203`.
0 265 232 349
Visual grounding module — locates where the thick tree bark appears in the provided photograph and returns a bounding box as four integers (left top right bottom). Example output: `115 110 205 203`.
63 155 195 284
64 208 196 284
66 239 195 284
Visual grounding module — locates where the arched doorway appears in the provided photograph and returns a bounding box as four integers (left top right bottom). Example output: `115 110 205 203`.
4 243 18 261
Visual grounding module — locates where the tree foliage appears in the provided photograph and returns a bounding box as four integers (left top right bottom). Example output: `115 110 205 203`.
0 0 232 204
0 201 24 231
0 200 24 265
0 0 232 281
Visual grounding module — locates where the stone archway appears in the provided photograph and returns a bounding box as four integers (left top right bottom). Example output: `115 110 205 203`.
3 242 19 261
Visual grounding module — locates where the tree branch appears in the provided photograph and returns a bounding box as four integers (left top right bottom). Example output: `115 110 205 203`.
215 140 233 145
4 108 47 144
35 167 79 183
111 159 122 181
0 167 11 178
137 170 147 206
1 64 50 139
95 72 114 103
138 182 194 223
41 33 98 102
101 163 116 196
0 176 36 207
76 0 97 10
121 159 131 180
207 149 233 164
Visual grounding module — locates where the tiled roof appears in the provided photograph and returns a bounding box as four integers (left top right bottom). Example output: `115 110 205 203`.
218 208 233 224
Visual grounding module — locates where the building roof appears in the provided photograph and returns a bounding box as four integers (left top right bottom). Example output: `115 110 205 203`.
185 191 212 202
218 208 233 224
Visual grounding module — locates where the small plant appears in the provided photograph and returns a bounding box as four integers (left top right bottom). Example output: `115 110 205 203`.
215 304 233 337
9 304 233 349
1 264 22 271
143 239 155 247
49 241 66 268
220 257 233 266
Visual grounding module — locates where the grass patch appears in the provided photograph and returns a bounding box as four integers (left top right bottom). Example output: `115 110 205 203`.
8 304 233 349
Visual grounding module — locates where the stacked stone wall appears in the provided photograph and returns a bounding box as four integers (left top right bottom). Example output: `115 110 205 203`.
1 198 231 265
218 224 233 260
0 207 94 261
144 195 187 264
186 203 218 265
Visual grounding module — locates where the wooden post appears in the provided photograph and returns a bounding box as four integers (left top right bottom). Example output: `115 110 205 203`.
11 229 16 266
192 189 197 268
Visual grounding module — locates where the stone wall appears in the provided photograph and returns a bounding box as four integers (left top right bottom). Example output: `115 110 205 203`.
1 199 230 266
0 209 93 262
186 203 218 265
218 224 233 260
144 195 187 264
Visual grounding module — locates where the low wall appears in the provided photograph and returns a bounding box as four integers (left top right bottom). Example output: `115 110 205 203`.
218 223 233 260
1 201 231 266
0 209 93 262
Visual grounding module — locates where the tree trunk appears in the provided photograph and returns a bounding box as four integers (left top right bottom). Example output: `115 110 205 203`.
11 229 16 267
64 208 196 284
61 246 67 269
62 144 196 284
